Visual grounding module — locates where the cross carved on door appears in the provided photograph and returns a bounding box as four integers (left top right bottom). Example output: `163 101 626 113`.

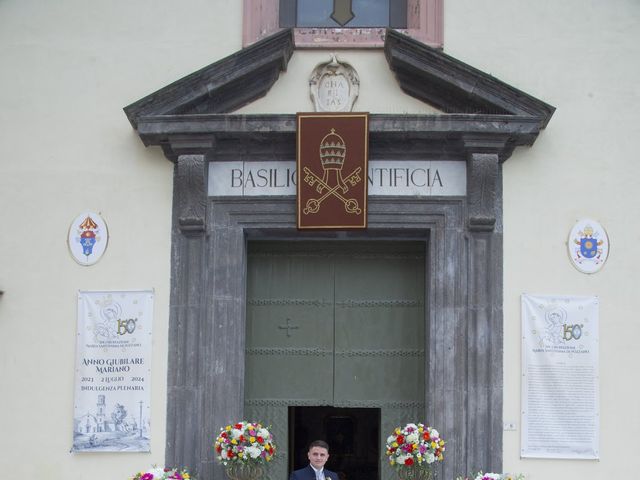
278 318 300 337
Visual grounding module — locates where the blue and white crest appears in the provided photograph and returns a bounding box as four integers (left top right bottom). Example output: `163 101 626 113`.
568 219 609 274
580 237 598 259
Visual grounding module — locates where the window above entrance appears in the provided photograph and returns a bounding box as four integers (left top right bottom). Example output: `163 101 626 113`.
282 0 407 28
243 0 443 48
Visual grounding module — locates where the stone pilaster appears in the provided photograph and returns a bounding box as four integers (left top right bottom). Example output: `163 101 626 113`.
463 152 503 473
166 155 208 475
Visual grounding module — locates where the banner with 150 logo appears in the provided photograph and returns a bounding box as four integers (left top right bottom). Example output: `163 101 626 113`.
72 290 153 452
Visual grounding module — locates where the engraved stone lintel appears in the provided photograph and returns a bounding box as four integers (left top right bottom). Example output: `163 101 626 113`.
309 54 360 112
176 155 207 236
466 152 499 232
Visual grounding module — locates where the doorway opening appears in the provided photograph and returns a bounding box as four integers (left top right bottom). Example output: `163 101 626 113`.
289 406 380 480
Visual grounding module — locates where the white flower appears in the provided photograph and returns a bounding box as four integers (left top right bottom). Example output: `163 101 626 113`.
149 467 165 478
245 446 262 459
396 455 408 465
429 429 439 438
424 453 435 464
231 428 243 440
387 435 397 444
405 432 419 444
258 428 270 439
406 423 418 431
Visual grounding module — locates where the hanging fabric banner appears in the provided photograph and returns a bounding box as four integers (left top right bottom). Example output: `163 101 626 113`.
72 290 153 452
521 294 599 459
297 112 369 229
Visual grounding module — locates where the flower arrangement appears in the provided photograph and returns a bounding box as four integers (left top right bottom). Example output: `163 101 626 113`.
456 473 524 480
214 421 276 466
130 467 192 480
385 422 445 473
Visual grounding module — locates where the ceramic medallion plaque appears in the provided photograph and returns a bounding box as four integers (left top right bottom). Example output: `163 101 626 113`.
567 218 609 274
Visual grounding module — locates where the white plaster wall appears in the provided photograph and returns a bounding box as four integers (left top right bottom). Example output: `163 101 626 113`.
1 0 639 479
0 1 241 479
444 1 640 478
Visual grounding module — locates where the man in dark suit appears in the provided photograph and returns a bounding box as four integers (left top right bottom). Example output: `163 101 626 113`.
290 440 337 480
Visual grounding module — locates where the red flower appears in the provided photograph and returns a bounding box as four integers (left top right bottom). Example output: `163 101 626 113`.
405 458 414 466
228 449 235 458
423 432 430 440
239 435 245 442
257 436 264 444
397 435 404 445
221 432 228 438
235 423 243 429
216 444 222 453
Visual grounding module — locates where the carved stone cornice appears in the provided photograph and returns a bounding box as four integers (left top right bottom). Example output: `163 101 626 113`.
384 29 555 128
124 29 294 129
134 113 546 162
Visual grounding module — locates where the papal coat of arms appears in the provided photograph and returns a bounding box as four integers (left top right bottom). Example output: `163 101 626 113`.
568 219 609 274
297 113 368 229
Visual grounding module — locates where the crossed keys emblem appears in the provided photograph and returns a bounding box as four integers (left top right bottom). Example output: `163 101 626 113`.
302 128 363 215
303 166 362 214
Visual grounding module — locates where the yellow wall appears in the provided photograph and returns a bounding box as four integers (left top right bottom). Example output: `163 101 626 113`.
1 0 639 478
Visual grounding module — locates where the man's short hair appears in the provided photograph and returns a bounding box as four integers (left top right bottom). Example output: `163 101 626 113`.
308 440 329 452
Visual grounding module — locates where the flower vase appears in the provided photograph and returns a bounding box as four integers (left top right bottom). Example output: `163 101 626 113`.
396 466 434 480
224 464 264 480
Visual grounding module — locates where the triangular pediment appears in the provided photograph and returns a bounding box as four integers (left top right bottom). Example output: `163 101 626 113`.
125 28 553 130
124 28 554 164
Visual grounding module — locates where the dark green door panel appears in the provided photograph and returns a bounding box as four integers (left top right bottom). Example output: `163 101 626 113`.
245 242 426 480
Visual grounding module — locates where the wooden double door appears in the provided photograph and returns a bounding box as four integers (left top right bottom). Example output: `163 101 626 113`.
245 241 426 480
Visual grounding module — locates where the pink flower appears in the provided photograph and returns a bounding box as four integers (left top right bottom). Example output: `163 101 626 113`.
141 474 154 480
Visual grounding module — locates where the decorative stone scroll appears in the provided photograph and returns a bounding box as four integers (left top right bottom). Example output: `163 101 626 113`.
175 155 207 235
309 54 360 112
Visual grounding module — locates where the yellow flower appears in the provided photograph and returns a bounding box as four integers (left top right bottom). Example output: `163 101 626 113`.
418 426 424 433
431 441 437 449
390 460 395 466
395 428 401 435
226 425 232 431
231 439 238 445
392 442 398 448
439 440 444 446
412 444 417 450
238 452 244 458
250 436 256 443
184 475 190 479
